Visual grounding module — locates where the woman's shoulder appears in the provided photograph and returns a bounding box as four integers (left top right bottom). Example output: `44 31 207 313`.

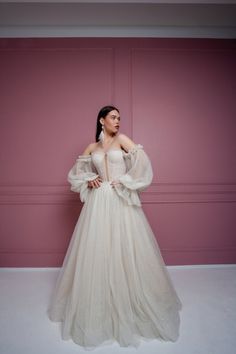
117 133 136 152
81 142 99 156
117 132 131 141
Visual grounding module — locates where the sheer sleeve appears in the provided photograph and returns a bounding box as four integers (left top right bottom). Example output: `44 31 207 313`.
114 144 153 207
67 155 99 203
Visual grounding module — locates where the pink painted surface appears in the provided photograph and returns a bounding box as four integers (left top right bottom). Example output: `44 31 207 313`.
0 38 235 267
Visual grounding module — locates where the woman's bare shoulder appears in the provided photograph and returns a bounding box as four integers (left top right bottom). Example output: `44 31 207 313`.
117 133 136 151
81 142 99 156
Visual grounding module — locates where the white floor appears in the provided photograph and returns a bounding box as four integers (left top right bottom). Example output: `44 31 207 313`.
0 265 235 354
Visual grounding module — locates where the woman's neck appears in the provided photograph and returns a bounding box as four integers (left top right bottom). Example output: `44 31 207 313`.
100 130 117 149
103 130 116 142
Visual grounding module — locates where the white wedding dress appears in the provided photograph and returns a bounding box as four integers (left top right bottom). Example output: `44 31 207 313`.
47 143 182 349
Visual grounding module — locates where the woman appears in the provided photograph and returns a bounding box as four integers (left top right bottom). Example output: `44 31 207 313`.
48 105 182 349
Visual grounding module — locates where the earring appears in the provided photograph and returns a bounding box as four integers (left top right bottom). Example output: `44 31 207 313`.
98 125 105 142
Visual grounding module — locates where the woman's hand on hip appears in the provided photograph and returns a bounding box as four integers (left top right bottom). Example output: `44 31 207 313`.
88 176 103 188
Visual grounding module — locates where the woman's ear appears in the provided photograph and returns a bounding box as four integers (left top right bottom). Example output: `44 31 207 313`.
100 118 104 125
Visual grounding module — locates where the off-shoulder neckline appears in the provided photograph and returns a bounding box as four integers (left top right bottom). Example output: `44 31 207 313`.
77 143 143 159
91 148 124 155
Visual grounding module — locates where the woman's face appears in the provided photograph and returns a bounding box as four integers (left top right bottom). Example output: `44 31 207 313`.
100 110 120 135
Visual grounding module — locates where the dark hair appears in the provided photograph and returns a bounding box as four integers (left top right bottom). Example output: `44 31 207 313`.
95 105 120 142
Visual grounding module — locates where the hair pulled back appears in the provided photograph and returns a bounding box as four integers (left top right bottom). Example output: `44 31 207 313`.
95 105 120 142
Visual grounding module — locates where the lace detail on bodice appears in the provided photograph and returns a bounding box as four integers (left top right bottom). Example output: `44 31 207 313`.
91 149 127 181
75 144 145 182
68 143 152 206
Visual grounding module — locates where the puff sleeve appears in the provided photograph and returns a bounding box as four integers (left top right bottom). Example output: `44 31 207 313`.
67 155 99 203
113 144 153 207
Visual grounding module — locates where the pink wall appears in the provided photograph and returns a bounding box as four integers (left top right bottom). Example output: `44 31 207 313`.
0 38 235 267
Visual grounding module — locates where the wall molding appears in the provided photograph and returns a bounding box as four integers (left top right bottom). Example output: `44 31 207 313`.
0 183 235 204
1 246 235 254
1 25 236 39
1 39 236 52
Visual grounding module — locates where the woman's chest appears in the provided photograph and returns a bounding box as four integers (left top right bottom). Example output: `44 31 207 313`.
91 149 127 181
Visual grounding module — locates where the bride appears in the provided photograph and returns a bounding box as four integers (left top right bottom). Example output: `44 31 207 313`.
48 105 182 349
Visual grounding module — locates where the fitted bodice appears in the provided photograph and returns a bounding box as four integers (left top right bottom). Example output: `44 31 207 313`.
91 149 127 182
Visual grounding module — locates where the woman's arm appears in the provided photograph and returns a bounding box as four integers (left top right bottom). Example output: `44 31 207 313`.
67 144 102 202
80 143 102 189
109 134 136 189
118 133 136 152
112 141 153 206
81 143 95 156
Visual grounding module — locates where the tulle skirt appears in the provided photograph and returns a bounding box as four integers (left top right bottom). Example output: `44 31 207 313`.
47 181 182 349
